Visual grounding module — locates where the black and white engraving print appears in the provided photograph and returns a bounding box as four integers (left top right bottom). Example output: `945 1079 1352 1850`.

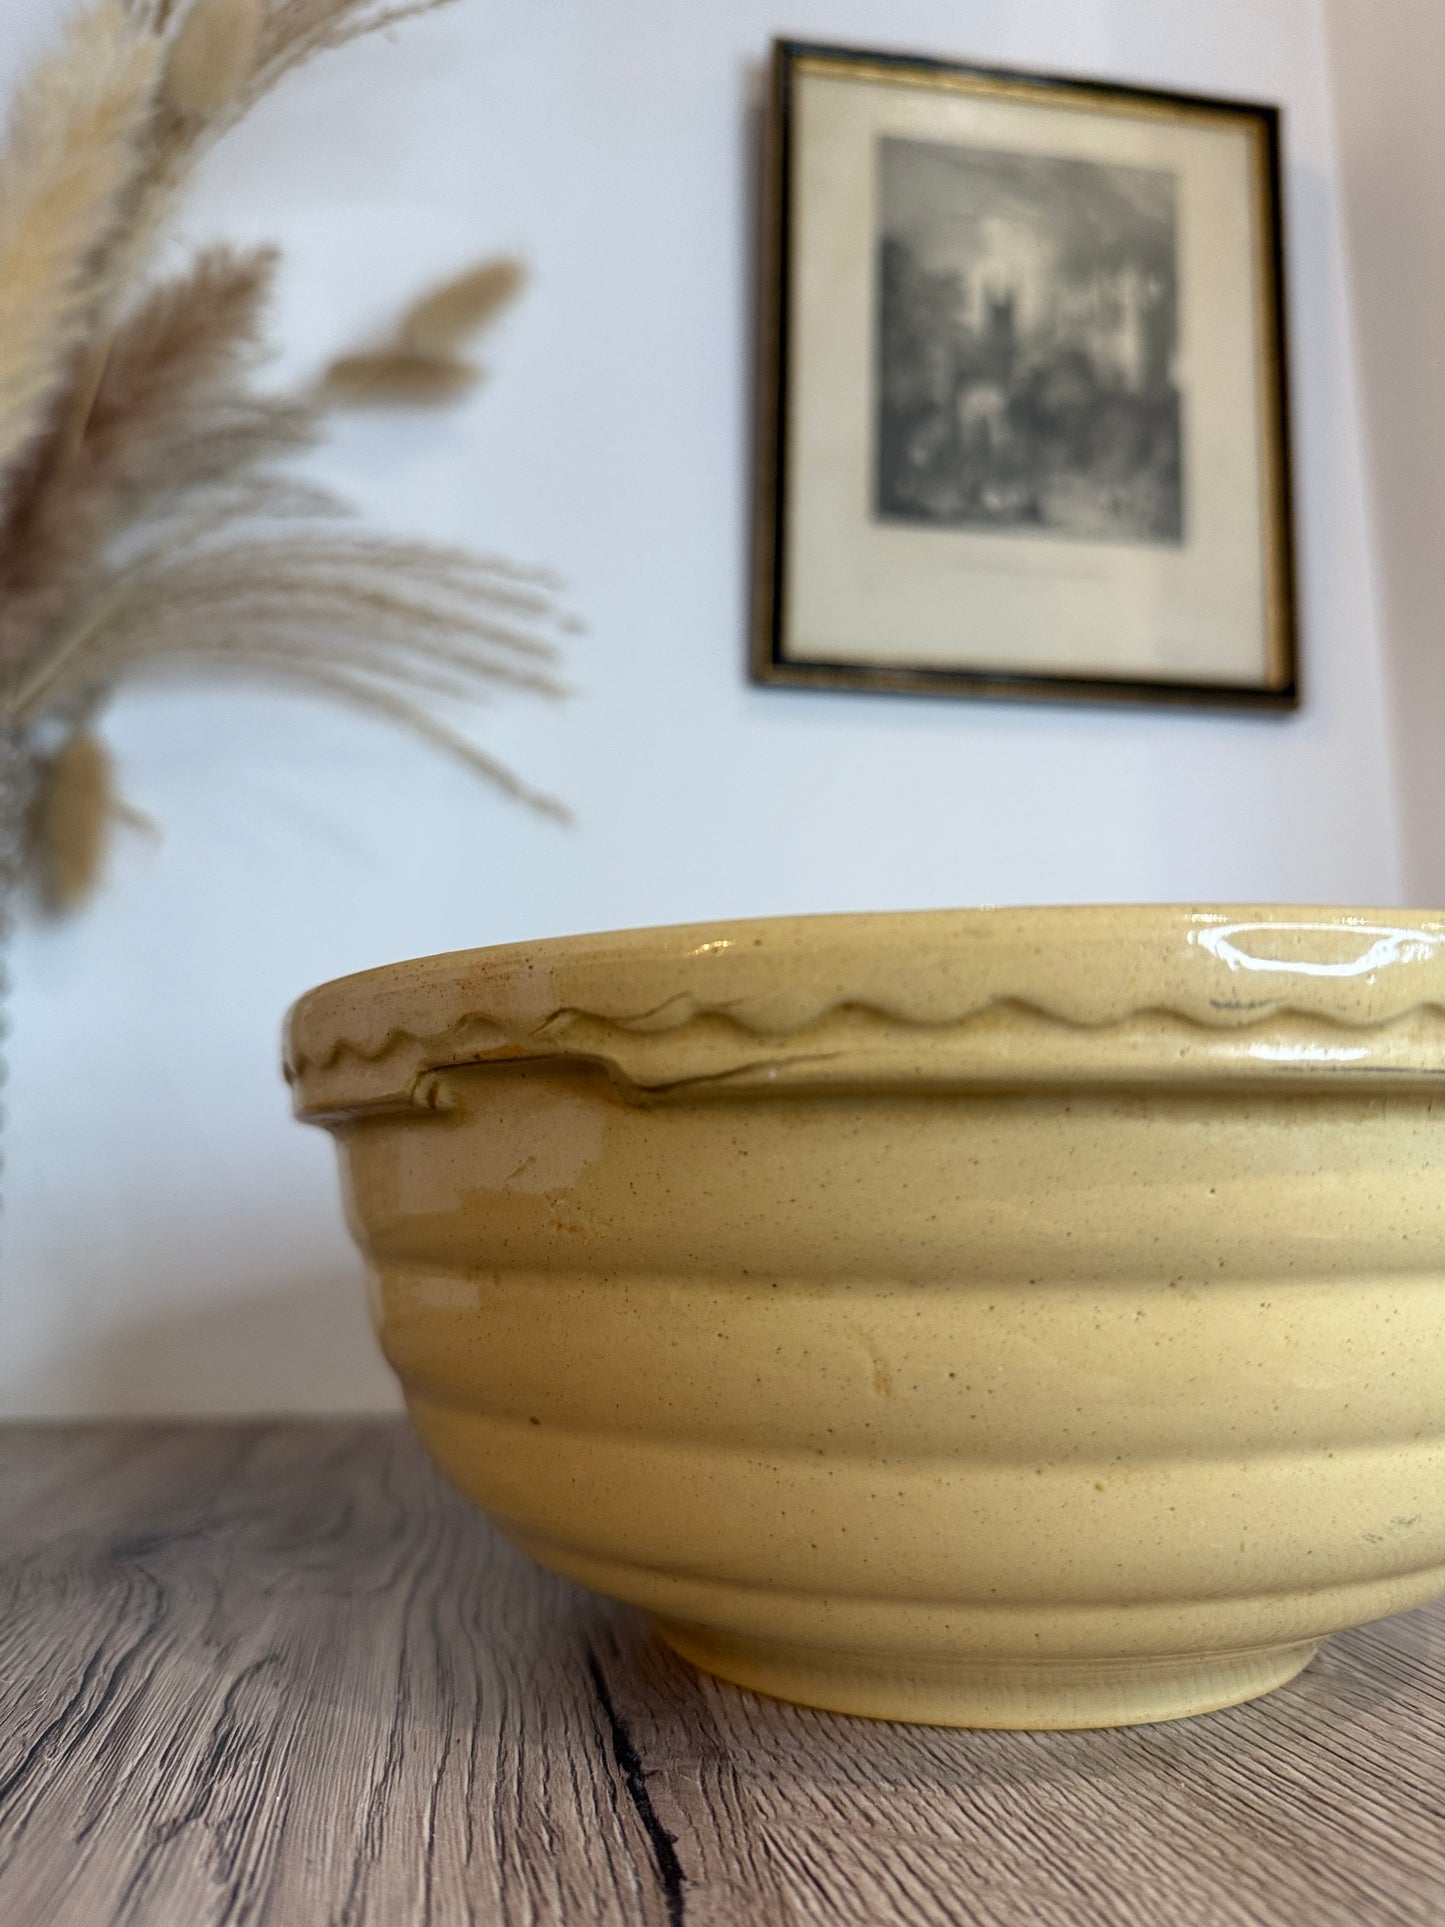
876 138 1183 544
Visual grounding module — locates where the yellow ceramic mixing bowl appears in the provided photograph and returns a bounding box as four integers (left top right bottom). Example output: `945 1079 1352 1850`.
285 907 1445 1729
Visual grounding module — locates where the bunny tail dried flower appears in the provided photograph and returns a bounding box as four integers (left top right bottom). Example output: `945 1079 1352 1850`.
402 257 525 354
321 350 480 407
162 0 263 119
320 255 526 408
28 727 117 911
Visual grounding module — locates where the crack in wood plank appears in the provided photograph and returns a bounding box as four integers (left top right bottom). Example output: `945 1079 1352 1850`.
586 1645 688 1926
0 1422 1441 1925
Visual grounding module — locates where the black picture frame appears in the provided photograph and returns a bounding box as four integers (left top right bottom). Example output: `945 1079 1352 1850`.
751 40 1299 712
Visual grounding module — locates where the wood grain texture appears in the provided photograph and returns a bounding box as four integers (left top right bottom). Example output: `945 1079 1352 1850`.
0 1422 1442 1926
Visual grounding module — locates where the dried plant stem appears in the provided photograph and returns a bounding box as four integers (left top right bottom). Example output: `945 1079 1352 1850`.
49 335 115 472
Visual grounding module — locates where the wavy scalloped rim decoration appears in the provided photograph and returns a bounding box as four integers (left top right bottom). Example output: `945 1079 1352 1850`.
283 908 1445 1117
287 992 1445 1080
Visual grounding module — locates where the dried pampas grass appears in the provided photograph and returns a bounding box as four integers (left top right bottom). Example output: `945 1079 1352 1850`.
0 246 308 683
0 0 569 918
25 535 571 818
128 0 462 135
103 3 463 373
246 2 458 106
86 245 281 453
0 3 160 480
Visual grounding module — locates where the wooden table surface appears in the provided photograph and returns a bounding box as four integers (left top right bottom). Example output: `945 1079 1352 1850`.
0 1423 1441 1926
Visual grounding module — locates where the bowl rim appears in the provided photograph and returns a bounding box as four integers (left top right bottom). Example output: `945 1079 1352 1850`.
284 904 1445 1121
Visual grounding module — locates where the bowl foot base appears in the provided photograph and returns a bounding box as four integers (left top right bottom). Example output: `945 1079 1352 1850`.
657 1623 1320 1729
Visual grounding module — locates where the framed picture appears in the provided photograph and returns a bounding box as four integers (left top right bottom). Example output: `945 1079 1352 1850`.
751 41 1299 710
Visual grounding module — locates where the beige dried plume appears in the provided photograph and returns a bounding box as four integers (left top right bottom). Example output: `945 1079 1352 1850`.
125 0 460 125
0 3 161 482
0 246 307 682
246 1 459 108
11 526 571 817
0 0 569 916
109 4 459 340
322 256 526 405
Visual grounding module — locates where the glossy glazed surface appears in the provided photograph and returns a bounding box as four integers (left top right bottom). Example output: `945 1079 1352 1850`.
287 908 1445 1727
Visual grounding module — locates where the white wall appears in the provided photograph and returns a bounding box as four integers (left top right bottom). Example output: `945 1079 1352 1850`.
1323 0 1445 907
2 0 1402 1414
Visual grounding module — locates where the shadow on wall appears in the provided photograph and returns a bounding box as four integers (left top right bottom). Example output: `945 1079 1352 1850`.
71 1268 400 1418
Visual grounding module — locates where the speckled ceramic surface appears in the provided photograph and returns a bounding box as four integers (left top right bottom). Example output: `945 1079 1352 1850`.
286 907 1445 1728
